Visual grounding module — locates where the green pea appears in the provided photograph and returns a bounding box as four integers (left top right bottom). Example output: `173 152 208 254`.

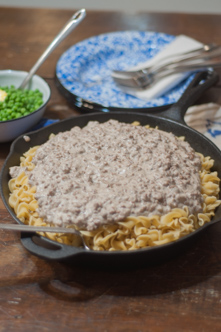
0 86 44 122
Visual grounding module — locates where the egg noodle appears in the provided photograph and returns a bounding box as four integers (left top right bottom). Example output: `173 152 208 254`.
8 126 221 251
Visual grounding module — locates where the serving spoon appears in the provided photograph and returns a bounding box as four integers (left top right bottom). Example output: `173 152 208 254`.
0 223 90 250
19 8 86 90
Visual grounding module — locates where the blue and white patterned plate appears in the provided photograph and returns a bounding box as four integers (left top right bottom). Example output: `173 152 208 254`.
56 31 194 111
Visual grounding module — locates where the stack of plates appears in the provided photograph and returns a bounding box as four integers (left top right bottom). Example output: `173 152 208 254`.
55 31 194 113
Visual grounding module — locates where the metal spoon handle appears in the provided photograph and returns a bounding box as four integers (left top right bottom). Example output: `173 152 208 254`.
0 223 80 235
19 8 86 90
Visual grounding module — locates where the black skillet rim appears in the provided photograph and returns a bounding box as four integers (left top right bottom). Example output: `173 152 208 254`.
1 109 221 264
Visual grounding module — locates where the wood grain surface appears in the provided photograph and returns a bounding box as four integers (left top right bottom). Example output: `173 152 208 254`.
0 7 220 332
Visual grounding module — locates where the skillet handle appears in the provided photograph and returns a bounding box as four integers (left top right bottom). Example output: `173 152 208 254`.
157 70 219 125
21 234 86 261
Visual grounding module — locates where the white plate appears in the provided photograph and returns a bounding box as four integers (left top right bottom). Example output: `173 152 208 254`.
56 31 194 111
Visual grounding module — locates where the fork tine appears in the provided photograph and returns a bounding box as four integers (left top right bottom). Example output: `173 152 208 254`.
113 74 153 89
113 75 141 88
112 69 144 77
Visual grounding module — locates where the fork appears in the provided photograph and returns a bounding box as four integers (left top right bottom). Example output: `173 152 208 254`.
112 44 221 89
128 60 221 89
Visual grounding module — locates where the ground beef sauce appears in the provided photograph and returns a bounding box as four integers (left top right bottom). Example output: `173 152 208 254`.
27 120 203 231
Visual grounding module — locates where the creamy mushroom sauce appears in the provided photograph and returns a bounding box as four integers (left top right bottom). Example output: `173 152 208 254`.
14 120 203 231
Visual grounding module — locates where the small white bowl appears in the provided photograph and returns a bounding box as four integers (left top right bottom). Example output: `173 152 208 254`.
0 70 51 143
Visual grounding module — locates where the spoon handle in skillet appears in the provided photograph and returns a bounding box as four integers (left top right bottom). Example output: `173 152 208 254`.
0 223 81 235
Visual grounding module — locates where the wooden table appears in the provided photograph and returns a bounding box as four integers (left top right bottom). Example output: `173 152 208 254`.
0 7 221 332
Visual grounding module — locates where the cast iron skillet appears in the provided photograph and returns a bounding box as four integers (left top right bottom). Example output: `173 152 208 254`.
1 70 221 268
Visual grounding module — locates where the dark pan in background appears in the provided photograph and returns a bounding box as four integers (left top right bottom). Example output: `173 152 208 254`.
1 70 221 268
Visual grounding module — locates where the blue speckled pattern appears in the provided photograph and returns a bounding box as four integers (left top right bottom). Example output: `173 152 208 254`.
56 31 194 109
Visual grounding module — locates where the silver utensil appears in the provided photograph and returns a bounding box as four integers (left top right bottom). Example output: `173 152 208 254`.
0 223 90 250
113 60 221 89
19 8 86 90
112 43 216 77
112 44 221 89
127 60 221 89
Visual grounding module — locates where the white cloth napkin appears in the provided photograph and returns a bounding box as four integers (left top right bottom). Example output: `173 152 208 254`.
120 35 203 100
185 103 221 150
